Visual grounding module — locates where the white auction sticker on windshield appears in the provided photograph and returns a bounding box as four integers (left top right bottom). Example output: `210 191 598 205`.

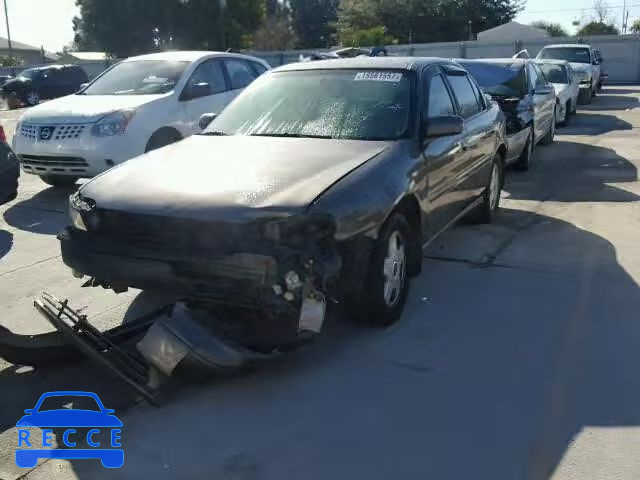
354 72 403 82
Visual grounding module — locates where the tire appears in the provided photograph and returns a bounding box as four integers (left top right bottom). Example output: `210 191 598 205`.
540 108 556 145
468 154 503 224
25 90 40 106
513 126 534 171
145 129 182 153
579 86 592 105
40 175 78 187
362 213 413 327
559 101 570 127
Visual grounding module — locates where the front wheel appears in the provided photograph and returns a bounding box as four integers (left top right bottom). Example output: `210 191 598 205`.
40 175 78 188
363 213 412 327
25 90 40 106
559 101 570 127
513 126 533 171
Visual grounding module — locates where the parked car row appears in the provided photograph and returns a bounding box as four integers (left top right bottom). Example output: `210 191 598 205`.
0 43 606 341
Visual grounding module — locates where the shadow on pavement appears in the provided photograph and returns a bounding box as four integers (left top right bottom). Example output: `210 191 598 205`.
0 229 12 260
581 92 639 111
561 113 632 135
600 87 640 95
6 208 634 480
2 185 76 235
505 141 638 203
0 291 172 435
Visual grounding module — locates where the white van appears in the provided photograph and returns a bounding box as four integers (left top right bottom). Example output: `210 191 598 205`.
13 51 270 187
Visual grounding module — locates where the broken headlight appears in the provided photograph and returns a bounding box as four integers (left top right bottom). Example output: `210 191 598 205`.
261 214 336 245
69 193 99 231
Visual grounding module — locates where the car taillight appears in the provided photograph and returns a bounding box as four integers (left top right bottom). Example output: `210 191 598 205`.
0 126 6 144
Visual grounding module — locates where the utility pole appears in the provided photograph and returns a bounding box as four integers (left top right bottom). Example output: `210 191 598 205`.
622 0 627 34
3 0 12 60
468 20 473 41
218 0 226 51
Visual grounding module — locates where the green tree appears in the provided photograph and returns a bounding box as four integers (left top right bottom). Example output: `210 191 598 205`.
73 0 265 57
335 0 524 46
0 55 21 67
251 16 298 50
630 19 640 34
290 0 340 48
576 21 619 36
530 20 569 37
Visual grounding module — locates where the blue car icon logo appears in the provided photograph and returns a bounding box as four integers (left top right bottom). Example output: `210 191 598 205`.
15 391 123 468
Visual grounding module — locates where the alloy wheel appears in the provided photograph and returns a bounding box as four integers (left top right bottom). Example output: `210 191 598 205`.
383 231 406 307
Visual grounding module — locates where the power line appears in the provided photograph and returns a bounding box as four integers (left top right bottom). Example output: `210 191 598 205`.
526 3 640 14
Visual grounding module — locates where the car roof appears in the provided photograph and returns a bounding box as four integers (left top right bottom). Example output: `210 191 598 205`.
455 58 527 66
273 56 450 73
123 50 267 64
541 44 592 49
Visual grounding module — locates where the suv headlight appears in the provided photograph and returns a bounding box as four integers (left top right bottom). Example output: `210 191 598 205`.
575 71 591 83
91 109 136 137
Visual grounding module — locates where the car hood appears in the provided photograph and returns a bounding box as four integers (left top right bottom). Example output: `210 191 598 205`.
21 94 166 124
80 135 390 222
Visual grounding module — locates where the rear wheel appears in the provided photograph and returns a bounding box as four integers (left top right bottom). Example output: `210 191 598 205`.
40 175 78 188
540 108 556 145
468 154 503 224
362 213 412 327
559 101 571 127
513 126 533 171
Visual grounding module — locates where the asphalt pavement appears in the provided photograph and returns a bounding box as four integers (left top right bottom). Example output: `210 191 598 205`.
1 87 640 479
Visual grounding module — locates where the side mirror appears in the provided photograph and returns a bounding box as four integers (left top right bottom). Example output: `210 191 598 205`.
199 113 218 130
186 82 211 101
423 115 464 139
534 85 553 95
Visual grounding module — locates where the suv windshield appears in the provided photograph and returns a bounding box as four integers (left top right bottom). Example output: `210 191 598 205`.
82 60 190 95
457 61 527 97
538 64 568 84
538 47 591 64
18 68 42 81
207 69 413 140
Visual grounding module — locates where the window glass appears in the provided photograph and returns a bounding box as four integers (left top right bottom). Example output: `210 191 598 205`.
528 65 539 90
426 74 455 117
538 64 568 84
208 69 413 141
446 74 480 118
457 61 527 97
82 60 189 95
532 64 547 86
224 59 257 90
187 60 227 95
252 61 268 76
538 47 591 64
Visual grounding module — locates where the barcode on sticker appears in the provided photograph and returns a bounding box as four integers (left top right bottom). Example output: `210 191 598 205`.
354 72 403 82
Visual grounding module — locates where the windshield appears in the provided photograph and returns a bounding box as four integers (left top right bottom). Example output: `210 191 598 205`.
538 47 591 64
457 61 527 97
38 395 101 412
207 69 413 141
18 69 40 81
82 60 190 95
538 64 568 84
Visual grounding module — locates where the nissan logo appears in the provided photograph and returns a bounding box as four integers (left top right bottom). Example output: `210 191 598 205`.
39 127 54 141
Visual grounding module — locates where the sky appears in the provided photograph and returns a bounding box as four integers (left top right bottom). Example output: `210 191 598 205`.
0 0 638 53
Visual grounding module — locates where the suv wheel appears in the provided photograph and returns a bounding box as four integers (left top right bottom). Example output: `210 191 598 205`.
541 109 556 145
25 90 40 106
363 213 412 327
468 154 503 224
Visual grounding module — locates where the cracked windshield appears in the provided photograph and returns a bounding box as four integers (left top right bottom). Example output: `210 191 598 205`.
0 0 638 479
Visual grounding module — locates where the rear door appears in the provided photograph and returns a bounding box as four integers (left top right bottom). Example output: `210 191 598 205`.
421 68 465 232
178 58 233 135
222 58 258 102
443 68 493 209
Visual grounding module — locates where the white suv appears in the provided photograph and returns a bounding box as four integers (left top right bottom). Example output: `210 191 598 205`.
13 51 270 187
536 44 601 104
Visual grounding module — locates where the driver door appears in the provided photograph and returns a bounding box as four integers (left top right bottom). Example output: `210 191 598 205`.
178 59 233 135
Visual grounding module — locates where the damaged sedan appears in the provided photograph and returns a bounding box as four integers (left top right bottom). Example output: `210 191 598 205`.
60 58 507 353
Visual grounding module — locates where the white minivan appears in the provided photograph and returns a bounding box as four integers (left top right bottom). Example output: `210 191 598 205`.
13 51 270 187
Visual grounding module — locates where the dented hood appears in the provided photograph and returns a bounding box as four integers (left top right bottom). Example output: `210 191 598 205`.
80 135 389 221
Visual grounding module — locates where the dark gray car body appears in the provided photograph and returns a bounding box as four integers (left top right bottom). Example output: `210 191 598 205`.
60 58 506 326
